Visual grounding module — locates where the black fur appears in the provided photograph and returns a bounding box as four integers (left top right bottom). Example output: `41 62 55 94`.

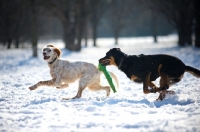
99 48 200 101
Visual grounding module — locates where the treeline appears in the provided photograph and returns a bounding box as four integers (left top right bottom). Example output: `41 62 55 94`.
0 0 200 54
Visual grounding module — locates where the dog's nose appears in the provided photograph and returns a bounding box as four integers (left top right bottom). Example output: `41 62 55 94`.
43 52 46 56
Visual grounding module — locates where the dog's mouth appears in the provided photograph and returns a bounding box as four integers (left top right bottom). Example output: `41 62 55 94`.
44 56 50 60
99 60 110 66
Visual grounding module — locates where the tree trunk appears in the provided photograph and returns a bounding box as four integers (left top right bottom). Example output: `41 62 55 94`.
195 18 200 48
7 38 12 49
115 36 118 45
177 14 188 46
77 21 84 51
84 19 88 47
31 0 37 57
152 11 157 43
114 30 119 45
15 35 19 48
91 9 98 47
177 29 186 46
194 0 200 48
185 25 192 45
92 21 97 47
177 22 193 46
63 22 78 51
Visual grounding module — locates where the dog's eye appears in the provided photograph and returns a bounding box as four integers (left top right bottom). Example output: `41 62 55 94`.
48 49 51 52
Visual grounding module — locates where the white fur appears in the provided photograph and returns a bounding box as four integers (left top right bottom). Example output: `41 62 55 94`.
29 45 118 100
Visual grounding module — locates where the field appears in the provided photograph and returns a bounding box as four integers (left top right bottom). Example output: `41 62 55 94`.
0 35 200 132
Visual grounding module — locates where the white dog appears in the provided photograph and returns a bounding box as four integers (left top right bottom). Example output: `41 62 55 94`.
29 45 118 100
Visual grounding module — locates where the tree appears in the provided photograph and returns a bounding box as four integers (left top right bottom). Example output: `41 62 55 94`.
107 0 129 45
90 0 108 47
31 0 38 57
194 0 200 48
0 0 31 49
45 0 95 50
150 0 194 46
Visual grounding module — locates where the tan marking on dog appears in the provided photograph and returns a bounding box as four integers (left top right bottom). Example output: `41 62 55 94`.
148 81 157 89
158 64 162 75
110 56 117 66
131 75 138 81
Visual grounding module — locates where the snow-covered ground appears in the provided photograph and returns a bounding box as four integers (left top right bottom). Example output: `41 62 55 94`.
1 35 200 132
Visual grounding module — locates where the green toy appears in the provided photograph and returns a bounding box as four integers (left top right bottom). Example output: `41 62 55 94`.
98 63 117 93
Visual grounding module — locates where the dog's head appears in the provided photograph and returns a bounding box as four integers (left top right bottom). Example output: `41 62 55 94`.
99 48 123 67
42 44 61 63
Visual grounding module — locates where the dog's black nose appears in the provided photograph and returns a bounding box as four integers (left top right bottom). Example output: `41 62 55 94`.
43 52 46 56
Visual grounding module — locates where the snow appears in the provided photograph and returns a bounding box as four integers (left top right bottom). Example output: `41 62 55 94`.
1 35 200 132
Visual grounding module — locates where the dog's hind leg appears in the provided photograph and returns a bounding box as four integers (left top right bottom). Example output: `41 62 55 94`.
62 85 86 100
156 72 170 100
62 85 87 100
72 73 94 99
88 83 110 97
143 72 161 94
72 86 86 99
156 90 175 101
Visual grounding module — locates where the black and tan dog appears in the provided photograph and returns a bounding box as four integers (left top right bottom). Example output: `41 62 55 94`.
99 48 200 101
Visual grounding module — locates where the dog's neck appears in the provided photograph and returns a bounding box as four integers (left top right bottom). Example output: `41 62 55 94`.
116 53 127 70
48 56 57 64
118 56 126 69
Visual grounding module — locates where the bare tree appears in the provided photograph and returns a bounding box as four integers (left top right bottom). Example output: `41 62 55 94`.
44 0 99 50
0 0 32 49
150 0 194 46
90 0 109 47
31 0 38 57
194 0 200 48
107 0 129 45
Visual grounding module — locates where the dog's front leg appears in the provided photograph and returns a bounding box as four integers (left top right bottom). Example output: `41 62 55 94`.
55 76 62 88
29 78 56 90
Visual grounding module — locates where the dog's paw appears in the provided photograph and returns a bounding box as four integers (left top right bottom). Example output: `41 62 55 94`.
62 98 71 100
160 86 169 90
152 86 158 89
56 84 68 89
29 86 36 90
149 89 157 93
156 93 166 101
166 90 175 95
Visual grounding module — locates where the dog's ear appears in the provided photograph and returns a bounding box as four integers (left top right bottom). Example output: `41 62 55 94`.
54 48 61 57
47 44 54 47
116 48 121 51
111 48 121 51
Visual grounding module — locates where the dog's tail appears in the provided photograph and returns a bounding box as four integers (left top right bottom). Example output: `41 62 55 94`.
108 71 119 88
185 66 200 78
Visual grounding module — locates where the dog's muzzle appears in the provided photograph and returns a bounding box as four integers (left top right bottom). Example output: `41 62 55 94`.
99 58 110 66
43 52 50 60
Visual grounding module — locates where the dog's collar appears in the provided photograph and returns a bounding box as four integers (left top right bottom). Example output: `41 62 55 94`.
118 57 126 69
48 57 57 64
